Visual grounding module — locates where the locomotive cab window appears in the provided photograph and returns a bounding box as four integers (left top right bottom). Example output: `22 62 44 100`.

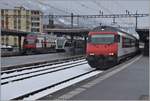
90 34 114 44
27 39 35 44
23 39 28 44
115 35 120 42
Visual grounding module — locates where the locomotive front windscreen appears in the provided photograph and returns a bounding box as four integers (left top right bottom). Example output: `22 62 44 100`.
27 39 35 44
26 34 37 44
89 34 114 44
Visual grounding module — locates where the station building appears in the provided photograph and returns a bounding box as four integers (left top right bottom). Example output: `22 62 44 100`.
1 6 43 48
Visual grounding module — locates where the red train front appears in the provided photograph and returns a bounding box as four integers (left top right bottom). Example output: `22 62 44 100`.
23 34 37 54
86 26 139 70
86 30 118 69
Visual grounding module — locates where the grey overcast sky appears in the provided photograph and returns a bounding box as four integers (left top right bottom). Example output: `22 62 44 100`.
0 0 149 28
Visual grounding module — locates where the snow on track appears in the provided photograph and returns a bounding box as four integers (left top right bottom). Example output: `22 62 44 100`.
1 63 99 100
1 61 87 84
1 59 85 79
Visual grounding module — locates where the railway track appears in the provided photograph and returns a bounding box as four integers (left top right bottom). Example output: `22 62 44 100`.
2 55 85 71
1 59 103 100
1 59 87 85
1 55 85 74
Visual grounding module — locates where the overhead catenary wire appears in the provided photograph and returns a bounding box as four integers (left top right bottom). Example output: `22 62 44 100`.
75 0 101 27
113 0 133 27
92 0 126 25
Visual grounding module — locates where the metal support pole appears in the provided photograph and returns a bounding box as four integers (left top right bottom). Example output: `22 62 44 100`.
70 35 73 43
113 17 116 24
77 15 79 27
70 35 75 55
84 36 87 54
71 13 73 28
49 14 54 28
18 35 22 53
135 11 138 29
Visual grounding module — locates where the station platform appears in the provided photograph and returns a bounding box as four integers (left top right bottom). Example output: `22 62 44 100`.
1 53 84 70
55 55 149 100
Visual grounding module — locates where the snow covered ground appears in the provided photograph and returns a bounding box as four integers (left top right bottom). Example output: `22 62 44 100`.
1 62 102 100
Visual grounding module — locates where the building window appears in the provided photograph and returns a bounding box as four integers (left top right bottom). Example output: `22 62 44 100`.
1 10 4 15
18 19 21 29
26 10 29 15
1 20 4 28
37 29 39 32
14 25 17 29
1 36 4 45
26 20 30 25
31 22 40 27
18 10 21 14
6 36 9 45
37 11 39 15
14 18 17 29
14 10 17 14
18 25 21 30
18 19 21 24
26 25 30 30
5 9 8 13
14 37 17 46
31 17 40 21
31 28 40 32
31 28 34 32
6 16 9 29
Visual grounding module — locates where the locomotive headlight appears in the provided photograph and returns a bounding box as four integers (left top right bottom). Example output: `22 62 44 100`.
89 53 95 55
109 53 114 55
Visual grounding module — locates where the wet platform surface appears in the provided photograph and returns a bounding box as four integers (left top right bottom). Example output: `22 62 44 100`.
69 56 149 100
1 53 82 68
49 55 149 100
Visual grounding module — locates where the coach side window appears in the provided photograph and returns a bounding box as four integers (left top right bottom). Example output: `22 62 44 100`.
122 37 130 48
36 39 39 43
122 37 125 48
122 37 135 48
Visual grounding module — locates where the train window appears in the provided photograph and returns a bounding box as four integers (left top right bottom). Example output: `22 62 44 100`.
87 36 91 42
65 42 71 47
91 34 114 44
131 39 136 47
28 40 35 44
23 39 28 44
36 39 39 43
122 37 135 48
115 35 120 42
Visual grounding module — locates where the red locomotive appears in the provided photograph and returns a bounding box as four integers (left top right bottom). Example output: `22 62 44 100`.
23 34 58 54
86 26 139 70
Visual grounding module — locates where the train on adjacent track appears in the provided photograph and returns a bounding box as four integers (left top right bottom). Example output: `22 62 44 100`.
23 33 85 54
86 26 140 70
23 34 61 54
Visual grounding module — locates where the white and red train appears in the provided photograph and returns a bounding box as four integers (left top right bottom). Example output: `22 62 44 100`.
23 34 66 54
23 33 85 54
86 26 139 70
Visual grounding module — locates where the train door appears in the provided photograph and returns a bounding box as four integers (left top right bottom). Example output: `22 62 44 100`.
117 32 123 58
64 41 72 53
56 38 66 51
36 36 44 48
